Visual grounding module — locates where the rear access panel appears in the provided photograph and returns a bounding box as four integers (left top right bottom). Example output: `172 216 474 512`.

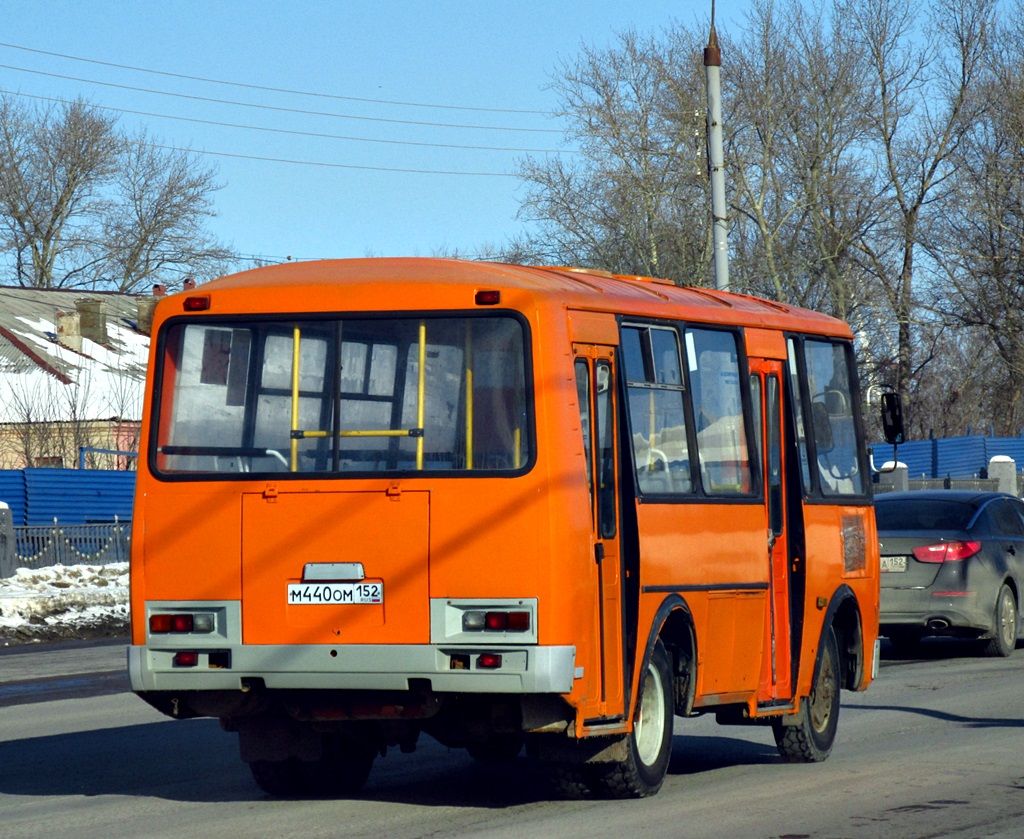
241 489 429 645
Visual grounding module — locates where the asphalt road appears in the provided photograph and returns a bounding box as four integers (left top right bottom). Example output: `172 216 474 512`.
3 638 1024 839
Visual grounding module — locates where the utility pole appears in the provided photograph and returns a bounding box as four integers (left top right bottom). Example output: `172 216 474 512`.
704 1 730 291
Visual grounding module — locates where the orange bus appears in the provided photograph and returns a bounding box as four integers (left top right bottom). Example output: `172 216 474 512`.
128 257 886 799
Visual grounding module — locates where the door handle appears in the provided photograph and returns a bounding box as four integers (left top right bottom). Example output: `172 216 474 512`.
595 543 605 564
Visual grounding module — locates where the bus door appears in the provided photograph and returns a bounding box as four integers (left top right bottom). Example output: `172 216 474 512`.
574 344 626 720
751 359 794 703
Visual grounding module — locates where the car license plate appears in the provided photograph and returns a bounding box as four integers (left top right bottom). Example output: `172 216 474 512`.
287 582 383 605
880 556 907 573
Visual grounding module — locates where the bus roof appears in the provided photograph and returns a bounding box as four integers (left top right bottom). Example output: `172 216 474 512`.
179 258 852 338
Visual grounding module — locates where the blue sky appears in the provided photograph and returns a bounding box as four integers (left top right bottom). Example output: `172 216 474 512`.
1 0 751 267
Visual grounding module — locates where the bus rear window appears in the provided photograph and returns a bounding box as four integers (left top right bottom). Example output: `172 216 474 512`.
153 315 530 476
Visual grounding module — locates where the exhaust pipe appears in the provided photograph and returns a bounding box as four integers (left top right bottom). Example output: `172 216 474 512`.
927 618 950 631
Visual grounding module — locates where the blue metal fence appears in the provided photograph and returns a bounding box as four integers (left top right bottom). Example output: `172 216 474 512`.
872 435 1024 480
0 469 135 526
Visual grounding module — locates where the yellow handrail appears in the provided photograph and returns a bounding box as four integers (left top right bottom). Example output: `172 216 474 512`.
290 326 301 472
297 429 419 439
465 321 474 470
416 321 426 470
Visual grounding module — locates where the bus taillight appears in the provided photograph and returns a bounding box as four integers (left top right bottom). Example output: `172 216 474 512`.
462 610 531 632
149 613 216 634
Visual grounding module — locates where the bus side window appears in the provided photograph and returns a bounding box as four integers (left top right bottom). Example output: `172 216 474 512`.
575 360 593 496
788 337 865 497
804 339 864 496
685 328 754 495
595 360 616 539
786 339 813 494
621 325 692 496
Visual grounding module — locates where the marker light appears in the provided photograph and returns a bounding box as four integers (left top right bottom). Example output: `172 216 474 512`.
475 289 501 306
183 295 211 311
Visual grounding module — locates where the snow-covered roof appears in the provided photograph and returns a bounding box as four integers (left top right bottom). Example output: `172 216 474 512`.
0 287 151 424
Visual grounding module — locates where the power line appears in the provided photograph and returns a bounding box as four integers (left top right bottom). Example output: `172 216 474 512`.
0 62 563 134
0 88 570 155
140 139 519 177
0 88 529 175
0 40 549 116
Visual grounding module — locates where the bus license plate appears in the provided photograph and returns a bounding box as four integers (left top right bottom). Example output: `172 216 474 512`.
880 556 907 573
287 582 384 605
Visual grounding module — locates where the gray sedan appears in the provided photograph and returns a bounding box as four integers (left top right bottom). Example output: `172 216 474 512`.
877 490 1024 657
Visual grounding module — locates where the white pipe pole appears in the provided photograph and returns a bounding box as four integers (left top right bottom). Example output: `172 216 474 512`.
704 20 730 291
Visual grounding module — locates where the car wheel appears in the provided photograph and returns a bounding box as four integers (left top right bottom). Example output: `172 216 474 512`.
982 583 1017 658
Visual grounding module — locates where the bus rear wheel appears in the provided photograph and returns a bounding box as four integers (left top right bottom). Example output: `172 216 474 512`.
249 736 376 797
774 627 840 763
590 640 674 798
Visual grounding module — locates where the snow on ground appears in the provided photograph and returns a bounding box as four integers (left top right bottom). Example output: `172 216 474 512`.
0 562 128 645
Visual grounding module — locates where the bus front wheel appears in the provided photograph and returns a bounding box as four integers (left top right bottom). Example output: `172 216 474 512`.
591 640 674 798
774 627 840 763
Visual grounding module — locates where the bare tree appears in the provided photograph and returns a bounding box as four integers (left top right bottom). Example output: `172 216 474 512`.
842 0 997 397
726 0 882 326
0 95 235 292
514 28 711 282
927 3 1024 434
0 97 118 288
102 133 235 291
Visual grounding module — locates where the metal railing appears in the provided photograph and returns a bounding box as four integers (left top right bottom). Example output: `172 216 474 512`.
13 518 131 570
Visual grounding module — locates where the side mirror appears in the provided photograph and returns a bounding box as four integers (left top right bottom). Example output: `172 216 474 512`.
880 392 904 445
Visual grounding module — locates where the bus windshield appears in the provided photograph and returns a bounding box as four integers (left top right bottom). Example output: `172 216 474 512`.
153 314 530 476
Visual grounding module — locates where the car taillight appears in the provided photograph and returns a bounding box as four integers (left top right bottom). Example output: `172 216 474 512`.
912 540 982 562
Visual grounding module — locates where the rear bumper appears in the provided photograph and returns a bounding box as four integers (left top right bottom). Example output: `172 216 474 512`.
880 604 991 634
880 584 994 634
127 642 578 695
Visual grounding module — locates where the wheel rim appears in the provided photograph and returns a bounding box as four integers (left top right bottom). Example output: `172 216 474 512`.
997 590 1016 648
808 649 837 734
635 660 667 766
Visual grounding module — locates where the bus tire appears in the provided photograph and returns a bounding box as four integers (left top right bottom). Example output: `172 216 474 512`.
982 583 1017 658
249 737 375 797
591 639 673 798
467 733 524 763
774 627 840 763
544 763 594 799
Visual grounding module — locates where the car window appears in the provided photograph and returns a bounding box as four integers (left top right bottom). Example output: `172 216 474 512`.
874 498 976 531
987 499 1024 537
